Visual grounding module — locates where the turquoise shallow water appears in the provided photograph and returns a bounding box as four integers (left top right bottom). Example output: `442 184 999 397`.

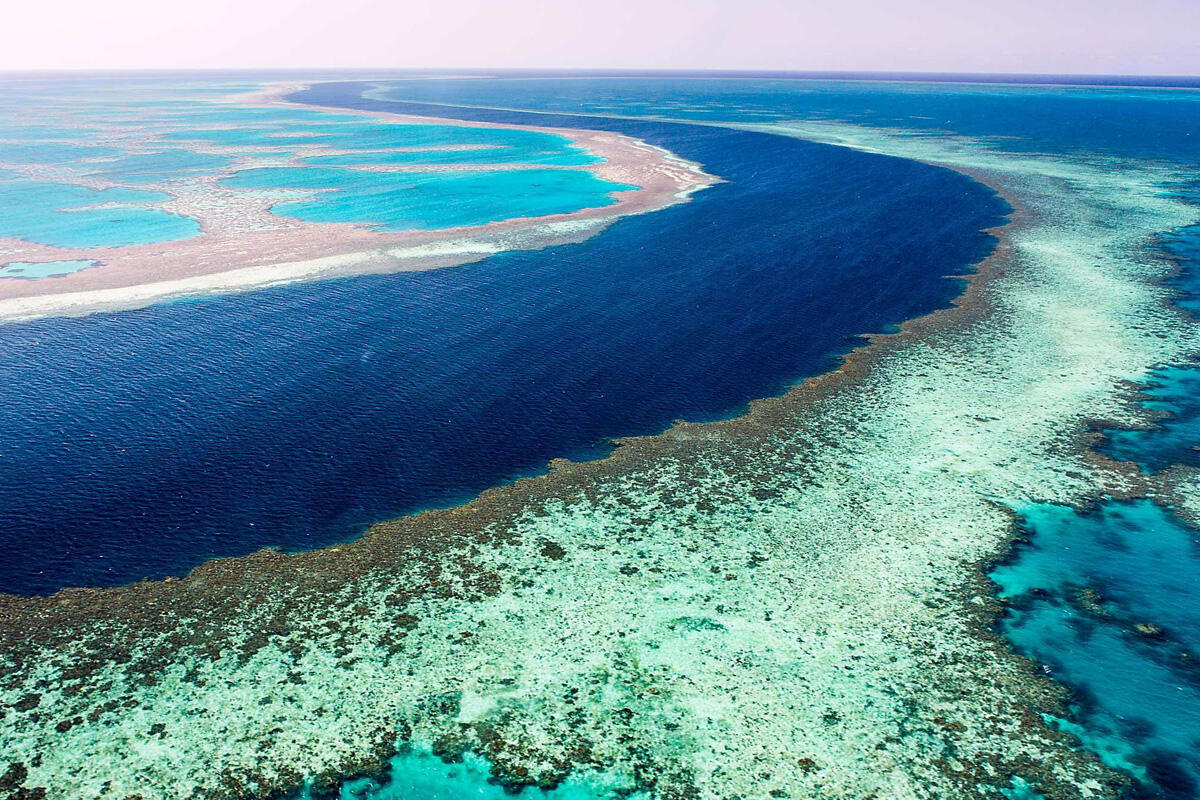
165 120 594 163
221 166 632 230
0 179 199 248
991 501 1200 798
293 750 638 800
0 142 120 164
1101 223 1200 472
0 125 97 140
303 145 598 167
92 150 236 181
1102 364 1200 472
150 107 365 125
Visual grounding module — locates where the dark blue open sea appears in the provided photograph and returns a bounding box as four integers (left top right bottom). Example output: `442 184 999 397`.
0 81 1005 596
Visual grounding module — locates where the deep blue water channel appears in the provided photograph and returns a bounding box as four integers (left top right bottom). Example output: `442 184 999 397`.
0 82 1006 595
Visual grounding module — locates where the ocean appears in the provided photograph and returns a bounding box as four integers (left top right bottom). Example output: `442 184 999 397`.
3 72 1200 799
0 84 1004 593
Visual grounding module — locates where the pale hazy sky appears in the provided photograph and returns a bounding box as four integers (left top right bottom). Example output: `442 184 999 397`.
2 0 1198 75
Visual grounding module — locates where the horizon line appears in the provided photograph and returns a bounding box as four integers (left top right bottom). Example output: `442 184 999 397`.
0 67 1197 81
0 68 1195 91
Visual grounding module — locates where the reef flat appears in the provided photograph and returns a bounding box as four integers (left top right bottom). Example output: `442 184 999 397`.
0 81 712 322
3 99 1198 800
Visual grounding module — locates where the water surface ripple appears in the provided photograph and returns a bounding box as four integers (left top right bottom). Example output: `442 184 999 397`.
0 85 1005 594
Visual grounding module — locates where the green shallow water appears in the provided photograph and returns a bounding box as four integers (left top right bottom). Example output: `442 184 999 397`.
91 150 236 181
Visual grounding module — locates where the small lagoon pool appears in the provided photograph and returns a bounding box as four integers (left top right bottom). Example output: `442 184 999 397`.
0 260 99 279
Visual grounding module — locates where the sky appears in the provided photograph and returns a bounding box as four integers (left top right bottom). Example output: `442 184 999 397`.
2 0 1198 75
